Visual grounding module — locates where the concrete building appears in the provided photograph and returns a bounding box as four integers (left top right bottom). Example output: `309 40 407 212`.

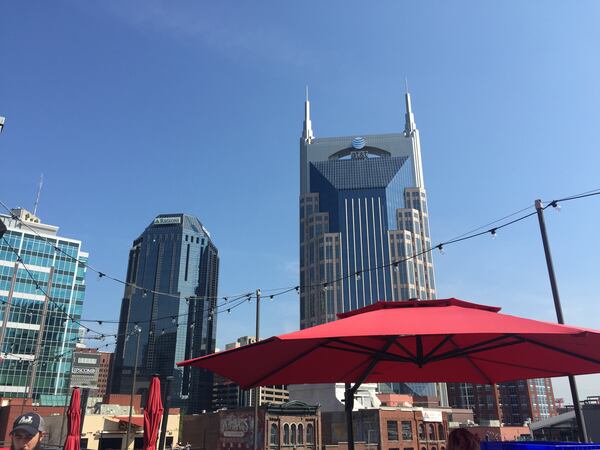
0 208 88 402
182 401 320 450
530 402 600 442
112 214 219 414
297 93 445 403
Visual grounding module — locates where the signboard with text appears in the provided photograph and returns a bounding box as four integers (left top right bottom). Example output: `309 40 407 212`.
70 352 100 389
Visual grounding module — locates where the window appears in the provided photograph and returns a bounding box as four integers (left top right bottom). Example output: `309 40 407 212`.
270 424 278 446
428 424 435 440
306 423 314 445
298 424 304 444
438 424 445 440
418 424 425 440
283 424 290 445
291 424 297 445
401 421 412 440
387 420 399 440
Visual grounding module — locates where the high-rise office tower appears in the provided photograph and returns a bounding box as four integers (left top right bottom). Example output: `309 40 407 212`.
0 208 87 401
299 92 445 404
112 214 219 413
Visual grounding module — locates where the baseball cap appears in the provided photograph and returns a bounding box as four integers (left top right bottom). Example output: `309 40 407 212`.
11 413 45 436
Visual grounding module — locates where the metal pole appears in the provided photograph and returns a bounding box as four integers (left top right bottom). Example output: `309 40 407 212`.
253 289 261 450
535 199 588 442
344 383 355 450
158 376 173 450
125 326 142 450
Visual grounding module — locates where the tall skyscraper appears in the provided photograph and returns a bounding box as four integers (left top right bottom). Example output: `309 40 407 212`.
0 208 87 402
299 92 444 403
112 214 219 413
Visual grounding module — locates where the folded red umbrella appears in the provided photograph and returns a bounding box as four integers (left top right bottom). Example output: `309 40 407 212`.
63 387 81 450
143 376 164 450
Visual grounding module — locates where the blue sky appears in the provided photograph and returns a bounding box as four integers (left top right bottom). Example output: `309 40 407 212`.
1 1 600 402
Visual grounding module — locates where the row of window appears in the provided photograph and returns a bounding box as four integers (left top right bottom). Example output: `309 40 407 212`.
270 423 315 446
387 421 445 442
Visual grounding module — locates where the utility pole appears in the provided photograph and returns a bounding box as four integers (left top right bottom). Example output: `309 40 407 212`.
535 199 588 442
125 325 142 450
253 289 261 450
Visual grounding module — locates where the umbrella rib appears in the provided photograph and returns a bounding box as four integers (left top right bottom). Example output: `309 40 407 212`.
469 355 572 376
427 334 521 363
422 334 455 363
245 339 333 388
519 336 600 365
393 341 416 360
350 335 398 395
448 337 495 385
322 340 415 363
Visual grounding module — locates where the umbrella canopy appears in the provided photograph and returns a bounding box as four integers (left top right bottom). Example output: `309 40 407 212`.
63 387 81 450
143 376 164 450
178 298 600 386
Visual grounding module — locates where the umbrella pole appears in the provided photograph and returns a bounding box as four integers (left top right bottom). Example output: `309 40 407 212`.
344 383 356 450
535 200 588 442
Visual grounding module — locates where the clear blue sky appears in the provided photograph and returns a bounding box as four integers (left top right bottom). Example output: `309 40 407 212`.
2 1 599 402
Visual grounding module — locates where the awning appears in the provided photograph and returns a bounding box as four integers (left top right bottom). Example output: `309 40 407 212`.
115 416 144 428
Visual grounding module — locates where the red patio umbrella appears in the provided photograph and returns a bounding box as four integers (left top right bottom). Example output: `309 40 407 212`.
143 376 164 450
63 387 81 450
178 298 600 449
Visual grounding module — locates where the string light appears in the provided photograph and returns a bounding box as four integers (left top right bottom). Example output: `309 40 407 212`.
490 228 497 239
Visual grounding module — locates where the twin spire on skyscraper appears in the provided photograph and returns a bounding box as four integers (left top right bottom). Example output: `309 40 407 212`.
302 83 417 141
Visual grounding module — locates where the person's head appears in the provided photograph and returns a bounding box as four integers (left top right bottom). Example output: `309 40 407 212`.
447 428 479 450
10 413 44 450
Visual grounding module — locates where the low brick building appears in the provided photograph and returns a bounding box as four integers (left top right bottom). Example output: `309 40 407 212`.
322 407 449 450
182 401 320 450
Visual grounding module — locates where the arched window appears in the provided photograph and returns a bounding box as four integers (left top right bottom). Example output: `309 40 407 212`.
298 424 304 444
283 424 290 445
291 424 297 445
421 447 427 450
428 424 435 440
438 424 445 440
270 424 279 446
306 423 315 444
418 424 425 440
441 447 446 450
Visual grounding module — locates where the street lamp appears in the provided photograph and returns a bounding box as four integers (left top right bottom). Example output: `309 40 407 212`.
125 325 142 450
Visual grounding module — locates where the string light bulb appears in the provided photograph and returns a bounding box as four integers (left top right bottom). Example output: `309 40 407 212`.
355 271 362 281
490 228 497 239
551 201 561 212
142 289 148 298
437 244 445 255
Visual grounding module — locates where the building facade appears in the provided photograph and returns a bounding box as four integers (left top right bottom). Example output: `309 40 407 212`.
446 379 557 426
76 348 114 398
0 208 87 401
182 401 321 450
298 94 444 403
111 214 219 413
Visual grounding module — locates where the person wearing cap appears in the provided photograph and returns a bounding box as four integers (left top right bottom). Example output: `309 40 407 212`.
10 412 45 450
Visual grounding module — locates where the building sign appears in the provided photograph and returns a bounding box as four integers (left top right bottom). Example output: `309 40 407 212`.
220 414 253 438
70 352 100 389
153 216 181 225
351 150 368 160
422 410 443 422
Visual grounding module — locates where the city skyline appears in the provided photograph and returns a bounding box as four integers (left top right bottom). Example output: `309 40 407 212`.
1 1 600 403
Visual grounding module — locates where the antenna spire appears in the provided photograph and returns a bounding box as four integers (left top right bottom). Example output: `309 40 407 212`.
33 174 43 216
302 85 314 142
404 84 416 135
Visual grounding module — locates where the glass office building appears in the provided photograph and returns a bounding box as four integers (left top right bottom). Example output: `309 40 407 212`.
112 214 219 413
299 93 445 403
0 208 87 401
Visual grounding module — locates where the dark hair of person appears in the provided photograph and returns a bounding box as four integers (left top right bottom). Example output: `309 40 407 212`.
447 428 480 450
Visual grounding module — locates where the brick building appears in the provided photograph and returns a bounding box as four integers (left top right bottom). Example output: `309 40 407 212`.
77 348 114 397
322 407 448 450
182 401 320 450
